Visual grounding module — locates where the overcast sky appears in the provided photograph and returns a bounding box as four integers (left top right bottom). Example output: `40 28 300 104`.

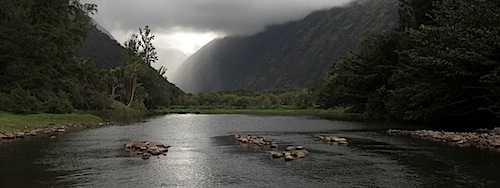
81 0 353 76
82 0 353 53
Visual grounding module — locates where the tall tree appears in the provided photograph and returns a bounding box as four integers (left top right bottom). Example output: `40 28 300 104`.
0 0 98 113
123 34 147 108
314 30 410 118
393 0 500 122
121 26 177 109
138 26 158 66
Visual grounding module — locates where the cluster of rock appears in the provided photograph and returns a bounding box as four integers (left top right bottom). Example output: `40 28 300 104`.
124 140 171 159
0 122 112 140
267 145 309 161
387 128 500 151
232 134 309 161
315 135 349 145
232 134 279 148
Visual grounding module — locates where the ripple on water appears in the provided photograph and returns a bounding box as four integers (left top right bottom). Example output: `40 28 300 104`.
0 114 497 187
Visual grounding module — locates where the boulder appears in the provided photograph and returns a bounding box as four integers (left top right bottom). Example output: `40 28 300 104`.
239 138 249 143
285 146 296 151
270 143 279 148
142 153 151 160
295 151 308 158
268 151 283 158
263 137 274 142
125 140 170 158
6 133 16 139
233 134 240 140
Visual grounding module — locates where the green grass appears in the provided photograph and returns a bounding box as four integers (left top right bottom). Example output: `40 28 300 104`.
0 111 102 132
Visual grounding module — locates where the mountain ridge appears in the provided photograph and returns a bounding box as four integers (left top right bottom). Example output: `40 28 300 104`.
173 0 399 93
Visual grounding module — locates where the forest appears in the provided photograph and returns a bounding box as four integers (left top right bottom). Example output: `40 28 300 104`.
177 90 313 109
0 0 182 114
0 0 498 129
312 0 500 126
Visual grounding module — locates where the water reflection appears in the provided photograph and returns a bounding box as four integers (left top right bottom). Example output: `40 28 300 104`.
0 114 499 187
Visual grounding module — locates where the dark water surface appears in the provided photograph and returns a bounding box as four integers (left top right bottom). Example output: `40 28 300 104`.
1 114 499 187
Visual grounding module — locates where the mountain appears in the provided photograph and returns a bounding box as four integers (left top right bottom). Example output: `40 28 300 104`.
75 22 185 105
75 22 125 69
92 20 118 42
152 49 188 83
173 0 399 93
76 21 189 81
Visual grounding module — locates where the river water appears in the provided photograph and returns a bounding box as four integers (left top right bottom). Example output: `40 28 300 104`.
1 114 499 187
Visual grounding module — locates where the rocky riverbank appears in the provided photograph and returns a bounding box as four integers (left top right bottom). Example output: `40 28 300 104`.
0 122 113 140
387 127 500 152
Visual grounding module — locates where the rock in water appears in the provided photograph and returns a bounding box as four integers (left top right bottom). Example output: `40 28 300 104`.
125 140 171 158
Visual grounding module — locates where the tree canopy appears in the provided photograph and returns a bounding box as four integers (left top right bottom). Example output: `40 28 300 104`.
0 1 182 113
314 0 500 127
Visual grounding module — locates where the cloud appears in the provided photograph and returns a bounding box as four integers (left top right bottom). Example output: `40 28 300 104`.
82 0 353 36
81 0 353 76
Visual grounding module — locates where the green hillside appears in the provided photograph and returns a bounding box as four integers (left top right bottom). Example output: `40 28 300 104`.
75 26 125 69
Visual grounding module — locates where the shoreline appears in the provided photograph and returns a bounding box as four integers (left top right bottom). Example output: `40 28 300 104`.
157 108 366 122
387 128 500 152
0 121 113 140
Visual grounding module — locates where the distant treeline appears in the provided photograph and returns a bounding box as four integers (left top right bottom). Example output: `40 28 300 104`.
178 90 313 109
0 0 182 114
312 0 500 126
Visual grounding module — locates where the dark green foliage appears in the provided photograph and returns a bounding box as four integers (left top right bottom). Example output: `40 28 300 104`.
0 0 100 114
179 90 313 109
41 92 74 114
393 0 500 122
316 0 500 126
315 30 411 118
75 26 125 69
141 67 184 109
398 0 437 30
0 88 74 114
0 1 181 113
174 0 399 93
68 59 112 110
0 88 44 114
98 26 183 110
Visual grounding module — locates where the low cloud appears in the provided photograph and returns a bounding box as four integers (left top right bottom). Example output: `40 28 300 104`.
82 0 353 36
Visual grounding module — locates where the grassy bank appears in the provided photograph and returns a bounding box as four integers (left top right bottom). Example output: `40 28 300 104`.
162 106 364 121
0 111 102 132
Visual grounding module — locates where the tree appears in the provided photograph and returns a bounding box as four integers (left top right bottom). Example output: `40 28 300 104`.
138 26 158 66
123 57 146 108
121 26 183 109
0 0 98 113
315 30 409 118
393 0 500 122
398 0 437 30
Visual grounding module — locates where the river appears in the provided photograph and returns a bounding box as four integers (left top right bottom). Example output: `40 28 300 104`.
1 114 499 187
